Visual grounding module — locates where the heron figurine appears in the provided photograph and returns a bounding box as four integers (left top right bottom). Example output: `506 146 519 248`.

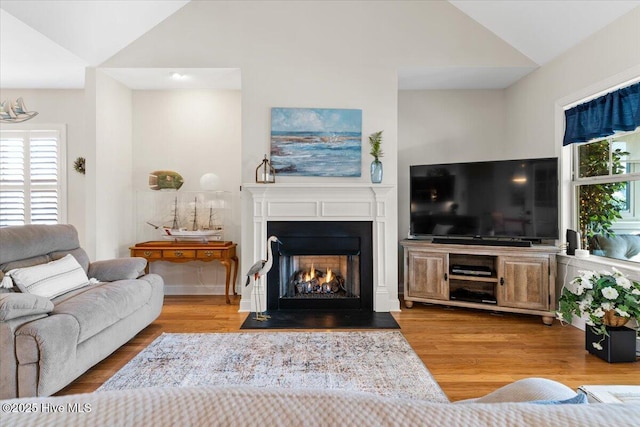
245 235 282 321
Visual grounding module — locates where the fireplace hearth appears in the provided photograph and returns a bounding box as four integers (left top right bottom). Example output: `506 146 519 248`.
266 221 373 311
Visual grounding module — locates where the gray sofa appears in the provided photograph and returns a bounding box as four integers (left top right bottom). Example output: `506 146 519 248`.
2 381 638 427
0 224 164 398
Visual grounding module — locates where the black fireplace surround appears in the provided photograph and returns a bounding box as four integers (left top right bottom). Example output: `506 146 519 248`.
266 221 373 311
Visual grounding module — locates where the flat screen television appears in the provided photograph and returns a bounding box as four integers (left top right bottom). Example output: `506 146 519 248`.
409 157 559 243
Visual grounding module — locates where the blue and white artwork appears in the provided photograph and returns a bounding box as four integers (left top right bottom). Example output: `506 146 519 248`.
270 108 362 177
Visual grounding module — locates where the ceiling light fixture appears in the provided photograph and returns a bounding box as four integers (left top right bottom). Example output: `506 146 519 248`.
170 72 188 80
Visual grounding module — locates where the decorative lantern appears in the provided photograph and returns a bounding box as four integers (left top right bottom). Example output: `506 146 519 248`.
255 155 276 184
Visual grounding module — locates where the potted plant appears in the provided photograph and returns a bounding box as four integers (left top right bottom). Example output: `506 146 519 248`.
369 130 384 183
557 268 640 362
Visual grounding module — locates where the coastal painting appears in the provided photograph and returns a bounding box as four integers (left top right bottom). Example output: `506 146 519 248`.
270 107 362 177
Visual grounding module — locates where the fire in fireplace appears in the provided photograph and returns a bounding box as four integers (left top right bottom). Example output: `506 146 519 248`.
266 221 372 311
292 262 347 297
284 255 358 299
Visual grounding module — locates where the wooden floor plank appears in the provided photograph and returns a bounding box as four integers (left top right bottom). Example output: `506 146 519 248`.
56 295 639 401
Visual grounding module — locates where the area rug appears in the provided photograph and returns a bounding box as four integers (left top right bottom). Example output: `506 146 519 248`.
98 331 448 402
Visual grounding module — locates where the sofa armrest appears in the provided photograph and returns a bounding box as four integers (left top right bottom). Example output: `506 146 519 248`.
0 293 54 321
455 378 580 403
88 258 147 282
15 313 80 397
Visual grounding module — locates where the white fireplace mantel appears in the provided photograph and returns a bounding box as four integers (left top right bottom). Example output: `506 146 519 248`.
240 183 400 313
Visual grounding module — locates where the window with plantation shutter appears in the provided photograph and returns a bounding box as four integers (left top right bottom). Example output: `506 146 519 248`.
0 127 66 226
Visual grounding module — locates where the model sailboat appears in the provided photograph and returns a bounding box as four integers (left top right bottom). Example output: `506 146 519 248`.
159 197 224 242
0 98 38 123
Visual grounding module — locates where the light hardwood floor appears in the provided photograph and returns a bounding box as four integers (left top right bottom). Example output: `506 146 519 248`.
57 295 639 401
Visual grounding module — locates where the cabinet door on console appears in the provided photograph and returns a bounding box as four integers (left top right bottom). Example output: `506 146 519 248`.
406 251 448 300
498 256 549 310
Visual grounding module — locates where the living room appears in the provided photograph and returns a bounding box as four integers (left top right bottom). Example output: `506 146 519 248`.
1 1 639 423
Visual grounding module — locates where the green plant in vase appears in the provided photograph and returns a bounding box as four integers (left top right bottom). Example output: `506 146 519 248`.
369 130 384 183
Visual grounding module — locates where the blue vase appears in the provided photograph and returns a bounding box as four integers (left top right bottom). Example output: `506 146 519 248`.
370 160 383 183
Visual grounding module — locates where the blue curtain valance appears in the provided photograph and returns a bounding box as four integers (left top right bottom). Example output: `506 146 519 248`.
563 81 640 146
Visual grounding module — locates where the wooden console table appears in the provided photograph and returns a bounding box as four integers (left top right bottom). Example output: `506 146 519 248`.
130 241 239 304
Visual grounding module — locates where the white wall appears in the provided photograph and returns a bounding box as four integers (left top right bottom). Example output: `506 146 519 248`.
396 8 640 247
83 69 98 259
397 89 507 240
132 90 242 294
240 65 399 185
103 1 529 300
395 7 640 291
504 8 640 162
502 7 640 319
239 65 400 306
7 2 637 300
0 88 86 244
103 2 533 70
89 70 134 259
506 7 640 270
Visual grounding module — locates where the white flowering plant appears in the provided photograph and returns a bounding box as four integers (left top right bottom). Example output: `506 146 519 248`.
557 268 640 350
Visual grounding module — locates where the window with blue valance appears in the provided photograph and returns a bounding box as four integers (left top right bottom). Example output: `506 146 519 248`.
563 81 640 146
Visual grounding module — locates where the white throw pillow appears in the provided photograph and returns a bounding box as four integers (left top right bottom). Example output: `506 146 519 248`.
8 254 90 299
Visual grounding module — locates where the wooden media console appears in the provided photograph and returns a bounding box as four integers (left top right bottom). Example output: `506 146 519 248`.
401 240 559 325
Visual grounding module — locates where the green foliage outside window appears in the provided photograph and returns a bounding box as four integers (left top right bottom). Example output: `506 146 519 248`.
578 140 628 249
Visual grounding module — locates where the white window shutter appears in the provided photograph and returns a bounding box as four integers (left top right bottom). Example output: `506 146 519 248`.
0 129 63 226
30 134 59 224
0 134 26 226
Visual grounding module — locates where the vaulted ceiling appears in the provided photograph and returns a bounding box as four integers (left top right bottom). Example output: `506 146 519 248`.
1 0 638 90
